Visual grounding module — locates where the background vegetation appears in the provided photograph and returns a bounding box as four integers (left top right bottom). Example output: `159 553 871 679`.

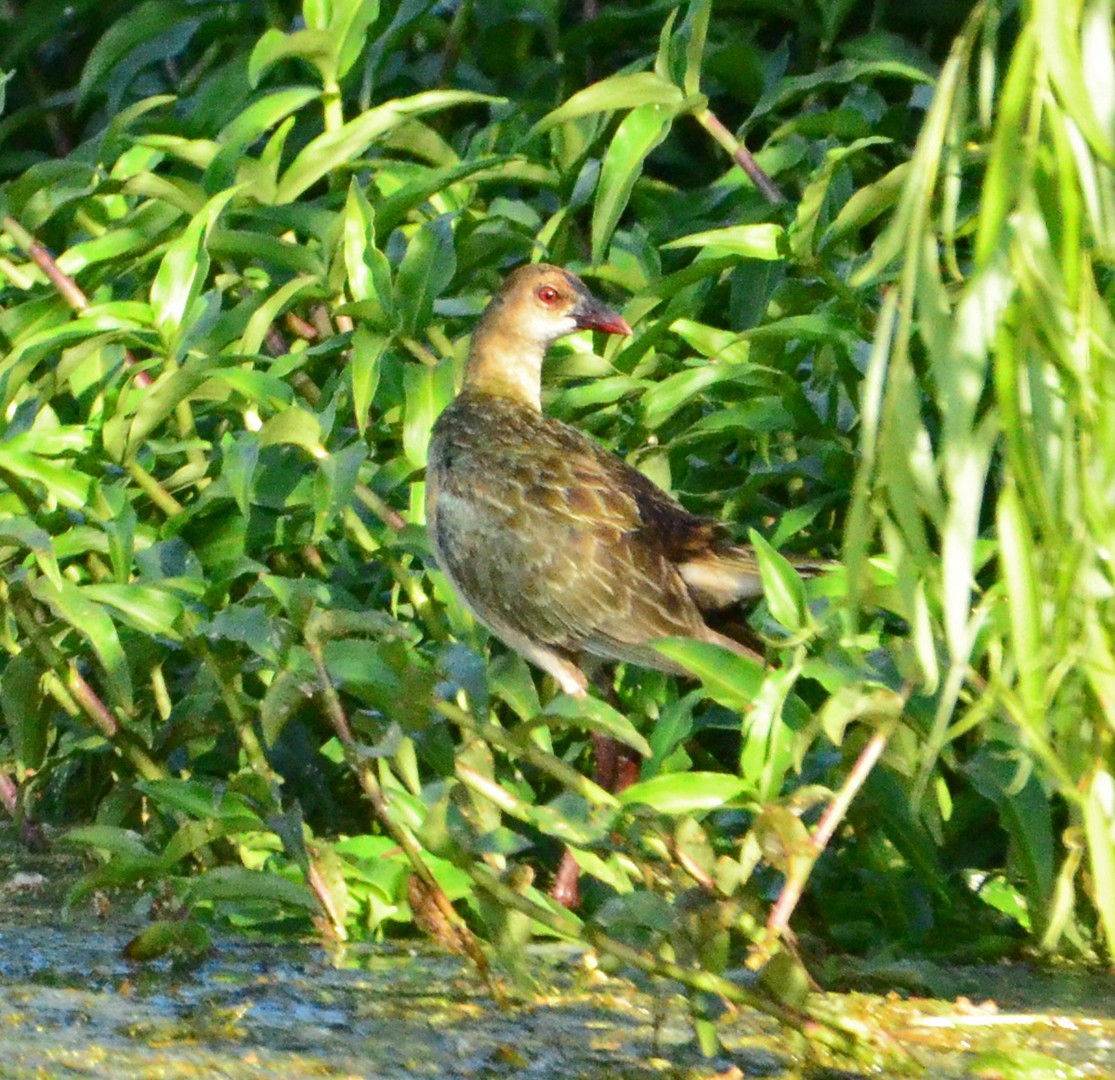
0 0 1112 1061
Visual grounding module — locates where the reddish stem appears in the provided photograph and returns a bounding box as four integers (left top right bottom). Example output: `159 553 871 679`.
2 215 152 388
753 727 891 965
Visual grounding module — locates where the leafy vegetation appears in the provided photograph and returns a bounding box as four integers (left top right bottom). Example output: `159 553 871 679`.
0 0 1111 1064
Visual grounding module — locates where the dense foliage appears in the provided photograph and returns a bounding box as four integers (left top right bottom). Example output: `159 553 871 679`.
0 0 1112 1061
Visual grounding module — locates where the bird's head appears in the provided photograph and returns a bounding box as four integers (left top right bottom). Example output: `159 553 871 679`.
465 264 630 407
495 264 632 345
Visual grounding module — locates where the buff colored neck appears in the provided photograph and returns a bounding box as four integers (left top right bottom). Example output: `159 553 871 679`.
464 318 545 411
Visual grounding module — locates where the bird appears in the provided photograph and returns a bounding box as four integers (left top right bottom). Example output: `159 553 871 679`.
425 263 824 703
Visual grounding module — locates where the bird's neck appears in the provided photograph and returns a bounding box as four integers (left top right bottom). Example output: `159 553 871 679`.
463 321 545 411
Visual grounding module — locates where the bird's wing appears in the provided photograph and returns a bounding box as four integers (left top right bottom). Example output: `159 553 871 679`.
428 403 714 665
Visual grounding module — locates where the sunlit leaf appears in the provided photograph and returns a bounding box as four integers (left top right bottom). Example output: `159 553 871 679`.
592 103 675 263
652 640 762 710
31 579 134 710
534 72 684 134
275 90 498 203
662 223 784 260
532 695 652 757
394 215 456 335
619 772 748 813
150 186 241 351
749 529 808 633
185 866 317 910
350 327 389 433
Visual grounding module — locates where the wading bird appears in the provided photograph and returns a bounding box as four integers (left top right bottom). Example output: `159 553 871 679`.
425 264 823 901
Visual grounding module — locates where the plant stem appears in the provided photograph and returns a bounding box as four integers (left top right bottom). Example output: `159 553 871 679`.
2 215 152 386
191 634 279 785
128 461 184 516
354 482 407 531
435 700 619 809
749 723 893 968
692 108 784 204
305 634 496 989
467 862 899 1068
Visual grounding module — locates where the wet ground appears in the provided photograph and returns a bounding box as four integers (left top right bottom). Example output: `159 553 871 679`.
0 852 1112 1078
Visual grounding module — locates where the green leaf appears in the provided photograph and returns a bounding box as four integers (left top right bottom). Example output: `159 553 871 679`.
0 653 49 769
533 72 684 133
749 529 808 633
653 639 762 711
791 137 891 260
531 695 653 758
238 274 320 357
261 668 313 747
569 848 635 894
746 59 934 132
98 487 136 584
0 449 94 510
258 406 325 452
592 103 675 264
249 27 337 87
619 772 748 813
681 0 712 98
662 223 784 259
124 919 212 962
640 365 735 430
402 360 455 468
135 777 220 820
1083 770 1115 961
56 204 183 274
110 353 227 460
275 90 498 203
966 747 1054 921
212 86 320 162
30 579 133 711
0 518 62 587
149 186 241 352
63 825 154 860
185 866 317 911
824 162 910 248
314 441 367 538
373 155 515 237
333 0 382 80
78 1 196 107
394 215 456 335
79 584 185 639
350 328 388 433
997 485 1043 719
1036 0 1115 163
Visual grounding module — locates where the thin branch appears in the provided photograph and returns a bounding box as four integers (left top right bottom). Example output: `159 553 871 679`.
749 723 893 968
305 631 497 992
434 700 619 809
2 215 153 387
467 862 903 1069
692 108 785 204
354 482 407 532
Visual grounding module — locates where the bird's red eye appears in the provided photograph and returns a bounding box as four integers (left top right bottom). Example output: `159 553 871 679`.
537 285 560 305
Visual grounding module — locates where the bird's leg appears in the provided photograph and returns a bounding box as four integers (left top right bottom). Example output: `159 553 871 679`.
587 664 640 794
551 661 641 910
545 651 592 909
550 848 582 908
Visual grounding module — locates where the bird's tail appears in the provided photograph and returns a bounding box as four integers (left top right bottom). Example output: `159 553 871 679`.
679 545 832 611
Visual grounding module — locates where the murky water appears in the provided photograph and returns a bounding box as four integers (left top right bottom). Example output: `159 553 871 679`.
0 849 1112 1078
